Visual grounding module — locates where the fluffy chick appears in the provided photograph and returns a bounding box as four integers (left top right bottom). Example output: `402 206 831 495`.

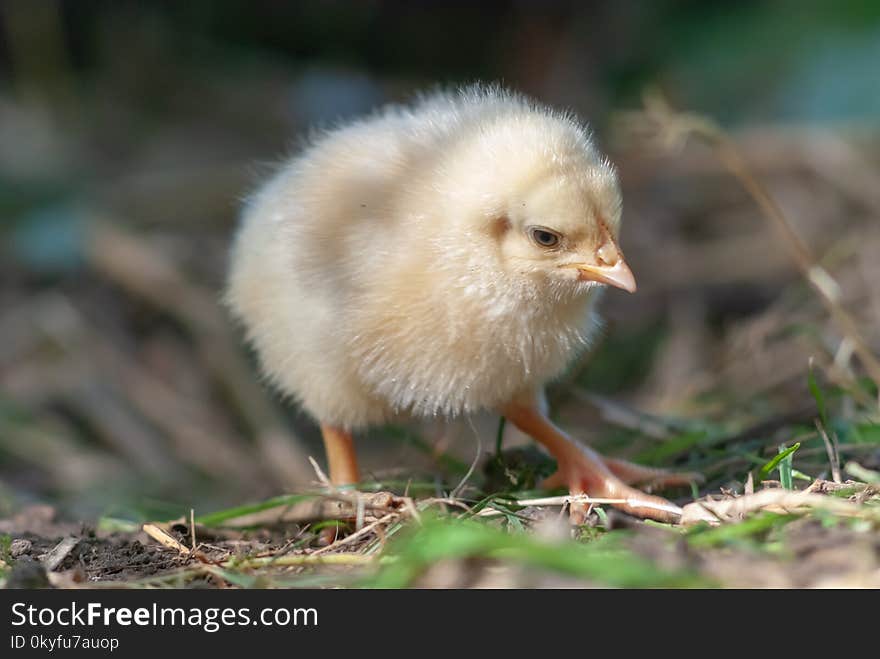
227 85 694 522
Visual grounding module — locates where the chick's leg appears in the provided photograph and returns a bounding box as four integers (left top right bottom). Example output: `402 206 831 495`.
320 425 360 485
317 425 359 546
501 402 683 524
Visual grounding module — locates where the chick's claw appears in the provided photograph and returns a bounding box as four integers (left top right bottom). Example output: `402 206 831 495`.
549 456 683 525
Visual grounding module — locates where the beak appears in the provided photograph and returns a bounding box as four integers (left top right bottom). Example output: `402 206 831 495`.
561 222 638 293
574 259 637 293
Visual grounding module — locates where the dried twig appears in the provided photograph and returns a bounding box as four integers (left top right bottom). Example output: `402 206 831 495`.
814 419 842 483
680 488 876 526
143 523 191 555
632 91 880 390
190 509 197 552
307 456 332 489
222 553 373 569
42 537 78 572
474 494 680 517
311 512 398 556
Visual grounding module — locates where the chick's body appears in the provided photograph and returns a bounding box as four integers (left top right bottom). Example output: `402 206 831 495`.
227 86 696 523
228 88 612 429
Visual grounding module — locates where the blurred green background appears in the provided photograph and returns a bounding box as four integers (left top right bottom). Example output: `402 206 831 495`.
1 1 878 523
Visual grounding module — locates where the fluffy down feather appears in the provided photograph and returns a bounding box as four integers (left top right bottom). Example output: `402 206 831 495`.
226 85 623 429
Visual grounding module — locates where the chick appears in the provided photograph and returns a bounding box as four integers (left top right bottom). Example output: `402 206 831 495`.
226 85 694 522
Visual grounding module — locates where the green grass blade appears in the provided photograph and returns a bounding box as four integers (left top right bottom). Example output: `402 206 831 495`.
845 461 880 484
758 442 800 483
195 494 317 527
97 517 140 533
778 445 794 490
686 512 799 548
363 515 707 588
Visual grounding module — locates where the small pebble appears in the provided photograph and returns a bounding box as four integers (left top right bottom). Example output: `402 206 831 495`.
10 538 32 557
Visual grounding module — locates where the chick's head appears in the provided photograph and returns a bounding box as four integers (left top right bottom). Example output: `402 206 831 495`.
431 108 635 297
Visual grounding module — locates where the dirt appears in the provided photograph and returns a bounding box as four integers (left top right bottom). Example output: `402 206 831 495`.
4 528 185 586
3 501 879 588
6 535 174 586
1 505 306 587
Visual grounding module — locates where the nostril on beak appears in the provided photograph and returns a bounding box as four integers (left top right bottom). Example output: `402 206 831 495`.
597 242 619 266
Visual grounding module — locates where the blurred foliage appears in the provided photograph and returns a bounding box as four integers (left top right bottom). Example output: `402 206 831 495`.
363 513 707 588
574 320 668 395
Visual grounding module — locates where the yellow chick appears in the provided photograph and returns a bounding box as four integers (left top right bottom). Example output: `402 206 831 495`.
226 85 693 522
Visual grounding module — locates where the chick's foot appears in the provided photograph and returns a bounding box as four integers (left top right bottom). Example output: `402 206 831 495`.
502 401 686 524
541 448 684 524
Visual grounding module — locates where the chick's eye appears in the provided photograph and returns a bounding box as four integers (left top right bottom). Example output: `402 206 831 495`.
529 227 561 248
